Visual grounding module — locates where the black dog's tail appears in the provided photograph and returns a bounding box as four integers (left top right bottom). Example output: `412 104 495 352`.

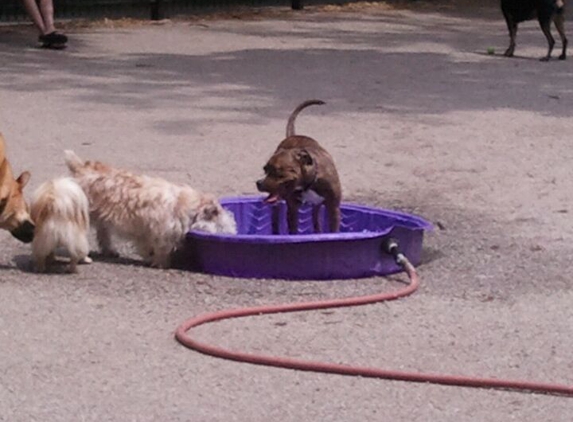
286 99 325 137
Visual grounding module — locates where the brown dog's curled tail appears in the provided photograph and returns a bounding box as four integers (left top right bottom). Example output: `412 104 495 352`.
286 99 325 137
64 150 85 175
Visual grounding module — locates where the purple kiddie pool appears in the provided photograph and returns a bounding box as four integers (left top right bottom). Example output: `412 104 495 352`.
181 196 432 280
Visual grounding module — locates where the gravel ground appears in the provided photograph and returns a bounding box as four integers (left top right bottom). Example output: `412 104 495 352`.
0 1 572 421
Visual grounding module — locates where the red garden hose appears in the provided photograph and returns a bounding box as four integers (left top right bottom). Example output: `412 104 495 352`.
175 252 573 397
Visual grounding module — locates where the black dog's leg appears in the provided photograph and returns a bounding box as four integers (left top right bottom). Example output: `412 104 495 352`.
554 13 568 60
503 14 518 57
539 17 556 61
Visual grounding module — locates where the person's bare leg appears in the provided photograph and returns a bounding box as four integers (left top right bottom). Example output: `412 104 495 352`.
20 0 47 35
37 0 57 35
21 0 67 47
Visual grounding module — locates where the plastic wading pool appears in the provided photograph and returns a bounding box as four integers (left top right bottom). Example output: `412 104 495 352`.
181 196 432 280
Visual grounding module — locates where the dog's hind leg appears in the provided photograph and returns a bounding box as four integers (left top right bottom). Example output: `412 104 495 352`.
68 257 79 273
150 245 172 269
68 231 90 273
32 229 56 272
539 17 556 61
33 254 48 272
554 12 567 59
503 14 518 57
135 239 154 265
95 223 119 258
46 252 56 266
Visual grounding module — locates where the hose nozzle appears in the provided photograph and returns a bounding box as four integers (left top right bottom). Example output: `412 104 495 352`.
382 238 407 267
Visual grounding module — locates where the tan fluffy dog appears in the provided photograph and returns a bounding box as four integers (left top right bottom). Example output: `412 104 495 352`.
0 133 35 243
64 150 237 268
30 177 91 273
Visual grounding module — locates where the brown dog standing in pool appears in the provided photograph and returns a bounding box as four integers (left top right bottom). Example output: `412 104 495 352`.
256 100 342 234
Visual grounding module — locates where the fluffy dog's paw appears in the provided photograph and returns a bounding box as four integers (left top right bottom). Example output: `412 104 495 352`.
150 261 170 269
34 263 47 273
101 249 120 258
150 253 171 269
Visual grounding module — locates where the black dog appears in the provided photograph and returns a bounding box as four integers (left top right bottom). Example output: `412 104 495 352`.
501 0 567 61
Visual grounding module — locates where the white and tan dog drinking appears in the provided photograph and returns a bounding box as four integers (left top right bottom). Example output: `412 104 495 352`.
64 150 236 268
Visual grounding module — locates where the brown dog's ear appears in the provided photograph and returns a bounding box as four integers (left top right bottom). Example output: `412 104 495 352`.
16 171 31 189
296 149 313 166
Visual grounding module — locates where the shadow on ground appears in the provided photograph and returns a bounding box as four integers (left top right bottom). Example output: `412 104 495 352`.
1 7 572 137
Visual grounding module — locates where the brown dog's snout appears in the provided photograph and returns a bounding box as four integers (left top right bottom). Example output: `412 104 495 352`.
10 220 35 243
256 179 269 192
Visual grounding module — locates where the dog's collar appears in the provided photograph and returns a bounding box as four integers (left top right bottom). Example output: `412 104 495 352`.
295 160 318 192
294 162 319 204
302 171 318 192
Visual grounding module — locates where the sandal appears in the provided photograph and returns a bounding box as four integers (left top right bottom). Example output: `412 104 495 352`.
39 32 68 49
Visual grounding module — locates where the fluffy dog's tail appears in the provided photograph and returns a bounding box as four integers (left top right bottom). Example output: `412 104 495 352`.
286 99 325 138
64 150 85 175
